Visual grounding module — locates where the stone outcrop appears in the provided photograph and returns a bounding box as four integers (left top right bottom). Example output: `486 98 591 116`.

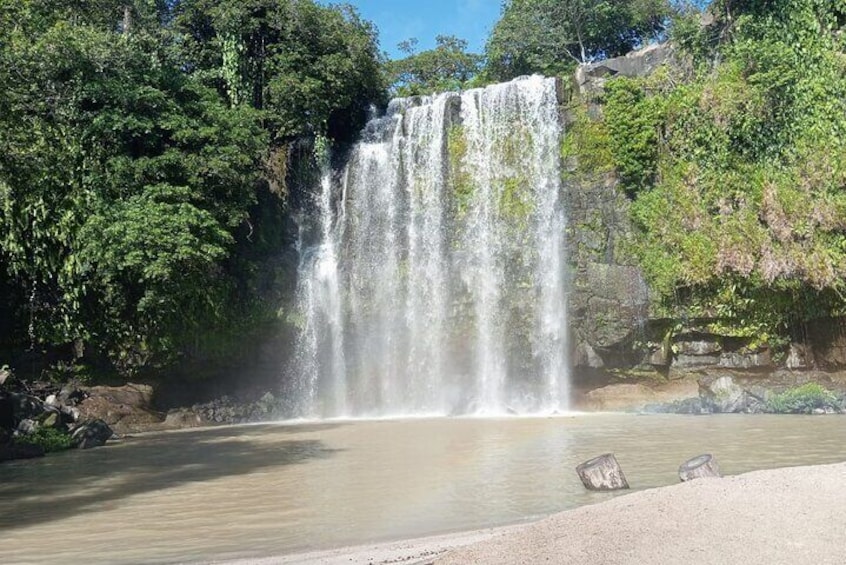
570 263 650 369
575 43 676 97
565 43 846 399
576 372 846 415
71 419 115 449
77 383 163 434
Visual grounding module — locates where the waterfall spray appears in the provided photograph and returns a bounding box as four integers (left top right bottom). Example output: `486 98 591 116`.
290 76 569 418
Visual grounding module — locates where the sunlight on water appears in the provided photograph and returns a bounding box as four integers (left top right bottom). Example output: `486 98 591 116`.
1 415 845 564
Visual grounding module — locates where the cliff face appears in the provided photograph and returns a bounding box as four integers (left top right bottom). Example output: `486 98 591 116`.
564 44 846 389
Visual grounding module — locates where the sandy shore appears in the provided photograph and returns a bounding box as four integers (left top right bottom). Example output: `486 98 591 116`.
230 462 846 565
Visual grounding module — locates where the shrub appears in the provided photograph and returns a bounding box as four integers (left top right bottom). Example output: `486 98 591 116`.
16 427 74 453
766 383 839 414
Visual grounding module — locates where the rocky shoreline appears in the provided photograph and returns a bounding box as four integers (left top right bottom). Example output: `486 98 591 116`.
0 368 286 462
578 370 846 414
3 362 846 464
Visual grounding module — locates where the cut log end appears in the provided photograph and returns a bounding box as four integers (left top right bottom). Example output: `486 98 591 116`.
576 453 630 491
679 454 722 482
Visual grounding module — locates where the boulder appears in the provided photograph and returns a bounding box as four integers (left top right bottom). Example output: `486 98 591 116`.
0 442 45 462
163 408 208 429
15 418 39 435
576 43 676 96
10 393 46 422
57 383 88 406
699 376 746 413
77 383 163 434
579 379 699 412
0 393 13 431
571 263 651 368
71 419 114 449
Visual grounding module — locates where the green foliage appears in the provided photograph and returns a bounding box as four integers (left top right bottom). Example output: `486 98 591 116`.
175 0 386 143
0 0 386 376
387 35 482 96
766 383 839 414
17 427 74 453
561 104 615 177
597 0 846 342
604 78 667 192
485 0 672 81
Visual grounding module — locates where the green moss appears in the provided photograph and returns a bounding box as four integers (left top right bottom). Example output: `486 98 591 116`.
447 125 474 218
498 176 532 227
561 103 615 177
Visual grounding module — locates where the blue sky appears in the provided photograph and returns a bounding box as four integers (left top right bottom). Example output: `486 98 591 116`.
333 0 503 59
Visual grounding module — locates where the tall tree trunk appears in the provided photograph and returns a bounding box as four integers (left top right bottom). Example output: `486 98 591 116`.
123 5 132 35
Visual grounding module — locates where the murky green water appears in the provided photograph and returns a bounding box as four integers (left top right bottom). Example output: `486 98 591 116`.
1 414 845 564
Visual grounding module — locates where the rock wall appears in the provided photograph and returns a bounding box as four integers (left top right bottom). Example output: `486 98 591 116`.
564 44 846 395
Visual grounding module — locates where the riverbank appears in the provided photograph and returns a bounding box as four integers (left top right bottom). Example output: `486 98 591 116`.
222 461 846 565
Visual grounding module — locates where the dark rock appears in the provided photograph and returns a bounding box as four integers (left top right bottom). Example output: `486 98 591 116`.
71 419 114 449
0 442 45 461
58 383 88 406
571 263 650 369
60 405 81 423
0 393 13 430
576 43 676 96
642 397 709 415
10 393 46 422
675 353 722 368
39 411 59 429
676 339 722 356
719 349 772 369
786 344 811 370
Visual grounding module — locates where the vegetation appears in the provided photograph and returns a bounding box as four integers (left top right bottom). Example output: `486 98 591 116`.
596 0 846 343
0 0 385 378
766 383 840 414
484 0 673 81
387 36 482 96
16 427 74 453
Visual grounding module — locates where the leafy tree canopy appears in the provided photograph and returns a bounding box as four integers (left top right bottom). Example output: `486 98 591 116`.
386 35 483 96
0 0 387 376
174 0 387 144
485 0 673 81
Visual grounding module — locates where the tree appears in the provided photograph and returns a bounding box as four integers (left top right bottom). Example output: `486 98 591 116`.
386 35 483 96
485 0 672 81
174 0 386 144
0 0 265 372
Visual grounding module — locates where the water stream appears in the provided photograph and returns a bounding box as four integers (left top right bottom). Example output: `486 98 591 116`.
2 415 845 564
290 76 568 418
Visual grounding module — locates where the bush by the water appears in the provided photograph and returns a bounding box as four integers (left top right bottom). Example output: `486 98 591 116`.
765 384 839 414
16 427 74 453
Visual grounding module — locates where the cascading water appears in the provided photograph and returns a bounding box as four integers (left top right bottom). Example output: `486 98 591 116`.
290 75 569 418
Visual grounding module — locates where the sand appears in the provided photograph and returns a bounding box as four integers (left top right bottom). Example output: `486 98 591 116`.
226 462 846 565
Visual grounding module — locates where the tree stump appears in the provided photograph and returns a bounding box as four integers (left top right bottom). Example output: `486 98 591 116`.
576 453 630 491
679 454 722 482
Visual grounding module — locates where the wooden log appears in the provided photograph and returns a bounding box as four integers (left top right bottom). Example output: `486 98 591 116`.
576 453 630 491
679 454 722 482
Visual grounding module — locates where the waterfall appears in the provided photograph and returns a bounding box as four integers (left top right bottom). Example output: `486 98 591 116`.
290 76 569 418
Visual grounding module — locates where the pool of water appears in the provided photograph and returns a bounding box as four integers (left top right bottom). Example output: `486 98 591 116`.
2 414 845 564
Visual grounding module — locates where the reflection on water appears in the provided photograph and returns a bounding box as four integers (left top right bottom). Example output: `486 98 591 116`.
1 415 845 564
